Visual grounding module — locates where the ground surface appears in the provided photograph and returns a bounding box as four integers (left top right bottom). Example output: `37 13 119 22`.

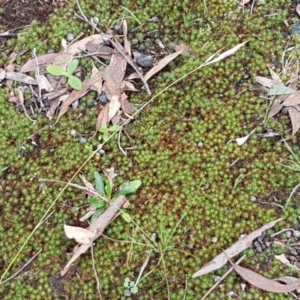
0 0 300 299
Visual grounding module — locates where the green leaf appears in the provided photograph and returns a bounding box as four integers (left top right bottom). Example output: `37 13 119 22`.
103 133 109 142
121 212 131 223
89 197 106 208
268 85 296 96
68 75 82 90
94 171 105 195
117 180 142 196
99 125 107 133
107 125 121 131
67 59 79 75
91 207 105 223
105 179 112 198
46 65 67 76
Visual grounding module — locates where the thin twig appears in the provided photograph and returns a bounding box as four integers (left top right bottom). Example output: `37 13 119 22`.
91 245 102 300
32 48 43 106
118 129 127 156
0 250 42 285
75 0 89 22
135 233 156 286
108 37 151 96
200 255 245 300
16 103 37 124
38 178 109 203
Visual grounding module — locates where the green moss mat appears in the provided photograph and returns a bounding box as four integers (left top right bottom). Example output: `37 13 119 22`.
0 0 300 299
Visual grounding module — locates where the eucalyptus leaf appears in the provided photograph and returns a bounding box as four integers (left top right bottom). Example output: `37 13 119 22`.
268 85 296 96
117 180 142 196
46 65 68 76
94 171 105 195
67 59 79 75
89 197 106 208
68 75 82 90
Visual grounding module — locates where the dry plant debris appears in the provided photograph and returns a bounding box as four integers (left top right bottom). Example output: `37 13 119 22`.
254 65 300 135
4 24 184 132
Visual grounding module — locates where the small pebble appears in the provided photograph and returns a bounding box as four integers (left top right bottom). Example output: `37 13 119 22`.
197 141 204 148
70 129 77 138
137 54 154 68
214 276 221 283
47 49 55 54
241 283 246 291
92 17 99 24
285 230 292 238
211 237 218 243
226 291 235 297
204 183 210 190
128 161 134 168
72 99 79 109
80 136 87 144
103 35 111 46
139 44 146 52
99 92 108 105
67 33 74 42
114 25 123 35
250 195 257 202
132 38 138 45
293 230 300 238
281 107 289 115
124 288 131 297
98 149 105 155
149 16 159 23
74 71 81 78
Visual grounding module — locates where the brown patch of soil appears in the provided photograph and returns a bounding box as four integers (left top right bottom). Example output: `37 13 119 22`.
0 0 68 48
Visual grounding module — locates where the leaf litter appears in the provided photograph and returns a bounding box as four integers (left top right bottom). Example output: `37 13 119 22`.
6 24 184 131
254 61 300 135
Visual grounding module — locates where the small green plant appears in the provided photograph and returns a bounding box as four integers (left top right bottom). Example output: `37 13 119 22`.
46 59 82 90
98 125 121 142
124 277 138 295
89 171 141 222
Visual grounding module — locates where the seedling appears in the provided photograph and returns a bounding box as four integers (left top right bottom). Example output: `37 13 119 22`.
98 125 121 142
89 171 141 222
124 277 138 295
46 59 82 90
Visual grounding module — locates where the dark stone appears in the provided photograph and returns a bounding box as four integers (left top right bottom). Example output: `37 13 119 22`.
137 54 154 68
99 92 108 104
291 21 300 36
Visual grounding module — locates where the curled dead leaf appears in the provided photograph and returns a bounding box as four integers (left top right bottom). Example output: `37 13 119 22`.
64 224 95 245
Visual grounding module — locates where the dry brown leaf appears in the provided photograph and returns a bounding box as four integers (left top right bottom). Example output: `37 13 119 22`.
144 49 184 81
64 34 103 55
38 75 54 92
120 92 134 116
102 50 127 99
255 76 273 88
276 276 300 292
57 71 102 121
288 106 300 135
121 80 138 92
96 104 110 131
51 53 73 70
275 254 300 271
85 43 113 59
64 224 95 244
226 253 300 293
192 218 284 278
5 71 37 85
268 67 282 84
126 72 140 80
90 66 103 95
16 88 24 105
46 94 68 121
282 92 300 107
61 195 127 276
108 95 121 120
20 53 61 73
78 174 98 196
106 167 118 181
